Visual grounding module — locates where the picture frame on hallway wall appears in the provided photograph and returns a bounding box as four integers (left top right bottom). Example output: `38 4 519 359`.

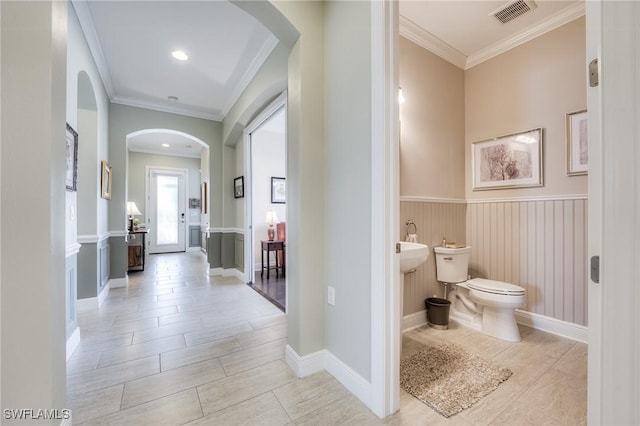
201 182 208 213
566 109 588 176
234 176 244 199
271 177 286 204
65 123 78 192
100 160 112 200
472 128 543 191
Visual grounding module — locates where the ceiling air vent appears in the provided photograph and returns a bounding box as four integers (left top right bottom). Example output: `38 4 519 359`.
491 0 537 24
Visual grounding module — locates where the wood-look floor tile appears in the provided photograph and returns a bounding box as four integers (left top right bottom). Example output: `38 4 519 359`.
235 322 287 348
273 371 350 420
197 359 296 415
161 337 241 372
292 392 382 426
183 321 253 347
113 306 179 325
131 319 203 344
67 355 160 395
121 358 225 409
80 388 203 426
67 384 123 424
249 312 288 330
185 392 291 426
97 335 185 368
219 338 286 376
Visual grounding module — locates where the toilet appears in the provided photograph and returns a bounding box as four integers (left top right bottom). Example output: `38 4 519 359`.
434 246 526 342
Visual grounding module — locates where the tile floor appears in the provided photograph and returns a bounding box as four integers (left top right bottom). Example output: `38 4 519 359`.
67 252 587 425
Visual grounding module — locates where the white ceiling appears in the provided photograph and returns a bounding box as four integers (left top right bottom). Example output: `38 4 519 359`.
399 0 584 69
72 0 278 122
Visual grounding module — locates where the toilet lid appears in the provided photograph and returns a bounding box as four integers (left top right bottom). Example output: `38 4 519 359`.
467 278 525 296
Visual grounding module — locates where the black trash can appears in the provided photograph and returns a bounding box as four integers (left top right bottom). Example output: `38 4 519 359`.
425 297 451 330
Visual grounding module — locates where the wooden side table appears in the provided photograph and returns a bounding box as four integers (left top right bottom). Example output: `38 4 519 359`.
128 228 149 271
261 240 285 279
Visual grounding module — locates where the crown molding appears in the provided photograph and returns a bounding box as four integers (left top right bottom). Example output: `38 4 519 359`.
399 16 467 70
466 2 585 69
111 96 222 122
221 36 279 118
400 2 585 71
71 0 115 99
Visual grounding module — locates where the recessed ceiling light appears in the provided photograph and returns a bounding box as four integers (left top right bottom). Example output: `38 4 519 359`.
162 143 170 148
168 95 178 102
171 50 188 61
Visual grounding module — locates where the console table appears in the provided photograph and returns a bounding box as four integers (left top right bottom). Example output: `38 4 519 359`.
261 240 285 279
128 228 149 272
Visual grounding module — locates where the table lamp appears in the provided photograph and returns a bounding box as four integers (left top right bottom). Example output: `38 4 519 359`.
266 210 278 241
127 201 142 232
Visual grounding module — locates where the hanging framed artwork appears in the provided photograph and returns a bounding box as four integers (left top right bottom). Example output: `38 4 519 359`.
65 123 78 191
472 128 543 191
566 109 588 176
100 160 112 200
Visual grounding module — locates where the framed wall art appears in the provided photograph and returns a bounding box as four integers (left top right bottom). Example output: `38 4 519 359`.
201 182 208 214
100 160 112 199
65 123 78 191
472 128 543 191
271 177 286 204
234 176 244 199
566 109 588 176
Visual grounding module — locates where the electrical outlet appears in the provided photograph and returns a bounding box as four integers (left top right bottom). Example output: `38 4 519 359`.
327 286 335 306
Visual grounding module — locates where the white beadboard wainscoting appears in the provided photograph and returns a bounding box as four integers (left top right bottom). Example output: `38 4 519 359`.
400 195 589 337
400 199 467 315
466 197 588 326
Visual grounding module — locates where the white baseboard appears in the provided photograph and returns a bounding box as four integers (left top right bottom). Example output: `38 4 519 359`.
515 309 588 343
109 277 128 289
403 310 427 331
222 268 244 280
401 307 588 343
325 351 372 411
209 267 223 276
285 345 326 377
284 345 372 415
98 284 110 306
66 327 80 361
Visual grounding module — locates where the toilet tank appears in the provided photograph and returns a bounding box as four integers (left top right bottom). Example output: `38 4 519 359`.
434 246 472 283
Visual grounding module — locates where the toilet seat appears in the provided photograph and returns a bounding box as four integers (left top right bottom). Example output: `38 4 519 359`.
467 278 525 296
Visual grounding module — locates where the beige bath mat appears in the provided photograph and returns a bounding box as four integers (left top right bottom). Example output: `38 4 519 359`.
400 343 512 418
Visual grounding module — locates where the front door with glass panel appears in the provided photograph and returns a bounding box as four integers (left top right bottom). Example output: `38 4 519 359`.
148 168 187 254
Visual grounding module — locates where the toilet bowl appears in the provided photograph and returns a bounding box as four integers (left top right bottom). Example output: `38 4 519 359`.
434 247 526 342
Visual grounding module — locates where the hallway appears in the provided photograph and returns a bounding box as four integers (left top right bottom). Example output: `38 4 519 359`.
66 252 586 425
66 252 378 425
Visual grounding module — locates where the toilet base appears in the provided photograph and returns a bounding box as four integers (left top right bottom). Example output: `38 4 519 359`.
481 306 521 342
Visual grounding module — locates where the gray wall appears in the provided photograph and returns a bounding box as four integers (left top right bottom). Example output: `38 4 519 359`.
324 0 372 381
109 104 222 279
1 0 68 413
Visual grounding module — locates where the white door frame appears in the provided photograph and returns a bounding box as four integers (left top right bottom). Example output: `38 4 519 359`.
145 166 189 254
370 0 400 418
587 1 640 424
243 92 288 286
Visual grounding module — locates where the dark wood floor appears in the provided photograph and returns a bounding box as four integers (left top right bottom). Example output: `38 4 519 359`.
249 271 285 312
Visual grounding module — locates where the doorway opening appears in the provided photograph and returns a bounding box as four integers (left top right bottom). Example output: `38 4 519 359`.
244 94 287 312
147 167 188 254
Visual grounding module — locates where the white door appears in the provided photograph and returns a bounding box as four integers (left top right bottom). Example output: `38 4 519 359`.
148 168 187 254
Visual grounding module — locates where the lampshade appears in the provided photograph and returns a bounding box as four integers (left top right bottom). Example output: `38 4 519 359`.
127 201 142 216
265 210 278 225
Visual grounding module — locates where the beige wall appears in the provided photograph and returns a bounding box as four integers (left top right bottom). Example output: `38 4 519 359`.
465 17 587 200
400 37 465 200
400 18 588 328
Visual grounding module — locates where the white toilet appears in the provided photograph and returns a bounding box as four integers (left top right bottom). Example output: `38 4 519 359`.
434 246 526 342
